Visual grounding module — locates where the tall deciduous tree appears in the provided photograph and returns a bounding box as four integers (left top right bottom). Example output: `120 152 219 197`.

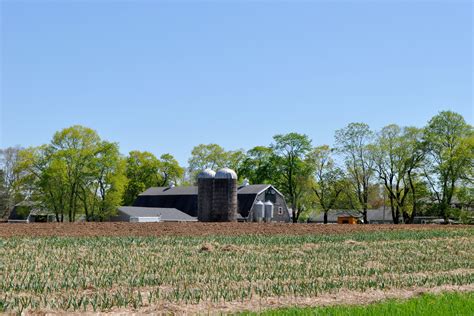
271 133 312 222
0 146 23 216
188 144 228 180
423 111 473 221
403 127 428 222
50 126 103 221
17 126 126 221
372 124 411 224
187 144 245 182
122 151 161 206
308 145 345 224
79 141 126 221
158 153 184 187
335 123 374 223
240 146 276 185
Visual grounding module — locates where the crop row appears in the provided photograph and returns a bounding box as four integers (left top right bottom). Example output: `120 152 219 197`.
1 228 473 313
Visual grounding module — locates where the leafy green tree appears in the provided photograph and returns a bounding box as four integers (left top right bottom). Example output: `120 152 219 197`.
50 126 103 221
17 126 127 221
335 123 374 223
372 124 412 224
16 145 68 221
187 144 246 182
79 141 126 221
122 151 161 206
226 149 246 178
239 146 276 184
423 111 473 221
308 145 345 224
188 144 228 180
158 153 184 187
271 133 312 222
403 127 428 222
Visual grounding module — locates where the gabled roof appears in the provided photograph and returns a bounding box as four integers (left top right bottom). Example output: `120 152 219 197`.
139 184 272 196
140 186 198 196
237 184 271 194
118 206 197 222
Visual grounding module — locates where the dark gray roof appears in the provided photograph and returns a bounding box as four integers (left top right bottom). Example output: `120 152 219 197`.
118 206 197 222
140 186 198 196
140 184 271 196
237 184 270 194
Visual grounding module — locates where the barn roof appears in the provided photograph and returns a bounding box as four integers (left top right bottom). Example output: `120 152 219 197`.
140 186 197 196
134 184 279 218
237 184 270 194
139 184 271 196
118 206 197 222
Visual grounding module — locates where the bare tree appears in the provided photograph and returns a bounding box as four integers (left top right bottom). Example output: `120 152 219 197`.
0 146 23 216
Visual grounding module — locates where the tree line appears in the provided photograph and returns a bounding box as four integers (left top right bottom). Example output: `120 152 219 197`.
1 110 472 223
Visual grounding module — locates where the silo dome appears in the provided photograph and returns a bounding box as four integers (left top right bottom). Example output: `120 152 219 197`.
215 168 238 180
198 168 216 179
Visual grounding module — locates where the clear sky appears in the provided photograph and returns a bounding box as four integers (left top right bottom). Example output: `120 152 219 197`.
1 0 472 165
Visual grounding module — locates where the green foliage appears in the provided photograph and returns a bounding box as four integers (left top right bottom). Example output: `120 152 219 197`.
423 111 473 219
251 292 474 316
335 123 375 221
122 151 184 205
307 145 345 222
372 125 423 223
187 144 245 182
122 151 161 206
16 126 126 221
271 133 313 222
158 153 184 187
239 146 276 184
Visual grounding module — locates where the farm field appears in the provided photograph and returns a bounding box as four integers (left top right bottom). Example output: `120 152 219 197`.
0 222 470 237
1 226 473 314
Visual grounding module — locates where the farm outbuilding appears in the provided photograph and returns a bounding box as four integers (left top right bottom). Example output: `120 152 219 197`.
111 206 197 222
133 177 291 222
7 201 55 223
309 210 362 224
309 208 396 224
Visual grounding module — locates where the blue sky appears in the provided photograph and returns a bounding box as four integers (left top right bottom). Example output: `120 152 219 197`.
1 1 472 165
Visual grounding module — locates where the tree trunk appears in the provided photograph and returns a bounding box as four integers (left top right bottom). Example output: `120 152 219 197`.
324 211 328 224
390 197 398 224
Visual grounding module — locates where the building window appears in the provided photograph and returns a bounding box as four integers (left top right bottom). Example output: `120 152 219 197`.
278 207 283 215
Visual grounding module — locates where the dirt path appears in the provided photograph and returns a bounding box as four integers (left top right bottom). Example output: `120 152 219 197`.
1 222 471 237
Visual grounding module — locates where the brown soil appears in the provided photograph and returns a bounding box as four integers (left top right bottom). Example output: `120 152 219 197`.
0 222 470 237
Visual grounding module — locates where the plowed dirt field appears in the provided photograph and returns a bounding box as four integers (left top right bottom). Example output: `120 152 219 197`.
0 222 467 237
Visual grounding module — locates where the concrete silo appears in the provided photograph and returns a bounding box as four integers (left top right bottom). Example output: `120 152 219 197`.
212 168 238 222
197 169 215 222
